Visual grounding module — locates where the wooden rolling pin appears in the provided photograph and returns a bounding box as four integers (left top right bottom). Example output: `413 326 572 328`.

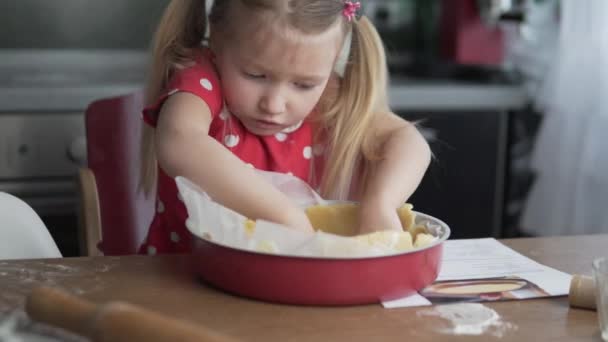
569 274 596 310
25 287 239 342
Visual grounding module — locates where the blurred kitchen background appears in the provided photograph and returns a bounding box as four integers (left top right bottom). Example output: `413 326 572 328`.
1 0 606 256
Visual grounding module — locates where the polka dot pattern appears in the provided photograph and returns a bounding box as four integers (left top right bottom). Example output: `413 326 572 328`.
303 146 312 159
200 78 213 91
281 121 303 133
139 50 321 256
275 133 287 142
219 109 230 121
224 134 240 148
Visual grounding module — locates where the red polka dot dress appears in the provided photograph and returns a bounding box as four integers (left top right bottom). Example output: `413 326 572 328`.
139 49 324 255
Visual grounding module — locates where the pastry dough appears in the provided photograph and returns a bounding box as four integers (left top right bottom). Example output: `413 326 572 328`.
413 233 435 248
305 203 417 236
305 203 436 250
305 203 360 236
246 202 438 253
355 230 413 251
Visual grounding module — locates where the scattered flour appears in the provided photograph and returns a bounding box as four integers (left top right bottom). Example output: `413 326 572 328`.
0 260 117 312
417 303 517 337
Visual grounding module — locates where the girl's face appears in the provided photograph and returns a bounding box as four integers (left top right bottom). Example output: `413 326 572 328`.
212 20 343 136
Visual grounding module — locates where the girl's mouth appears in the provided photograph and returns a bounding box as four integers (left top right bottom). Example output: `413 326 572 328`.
253 119 282 130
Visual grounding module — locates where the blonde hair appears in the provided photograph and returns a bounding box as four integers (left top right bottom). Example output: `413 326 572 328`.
140 0 207 194
141 0 391 200
317 16 390 199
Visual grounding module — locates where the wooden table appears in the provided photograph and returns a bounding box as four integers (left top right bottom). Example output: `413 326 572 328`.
1 235 606 341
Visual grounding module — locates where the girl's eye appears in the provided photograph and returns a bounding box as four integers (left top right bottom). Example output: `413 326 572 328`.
294 83 315 90
244 71 265 79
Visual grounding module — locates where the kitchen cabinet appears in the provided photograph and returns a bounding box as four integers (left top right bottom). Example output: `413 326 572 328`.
0 113 87 256
1 0 166 256
396 109 508 239
389 81 526 239
0 50 146 256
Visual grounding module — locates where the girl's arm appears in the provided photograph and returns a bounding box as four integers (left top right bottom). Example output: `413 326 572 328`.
357 112 431 234
155 93 314 233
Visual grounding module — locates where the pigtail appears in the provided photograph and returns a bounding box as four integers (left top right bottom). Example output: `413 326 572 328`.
319 16 390 200
140 0 208 195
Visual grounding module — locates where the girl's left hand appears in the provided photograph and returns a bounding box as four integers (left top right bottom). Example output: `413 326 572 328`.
357 200 403 235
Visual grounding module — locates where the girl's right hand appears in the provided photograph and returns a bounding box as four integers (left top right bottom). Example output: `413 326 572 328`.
156 93 315 235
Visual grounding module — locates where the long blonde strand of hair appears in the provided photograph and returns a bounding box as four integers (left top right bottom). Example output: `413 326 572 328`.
140 0 207 195
319 16 390 200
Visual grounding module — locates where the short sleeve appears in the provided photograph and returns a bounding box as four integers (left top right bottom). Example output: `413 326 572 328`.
142 50 223 127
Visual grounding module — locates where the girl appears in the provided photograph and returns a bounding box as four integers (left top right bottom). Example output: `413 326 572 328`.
138 0 431 255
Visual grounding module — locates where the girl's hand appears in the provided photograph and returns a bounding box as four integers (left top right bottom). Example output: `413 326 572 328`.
156 93 315 235
282 206 315 234
357 200 403 235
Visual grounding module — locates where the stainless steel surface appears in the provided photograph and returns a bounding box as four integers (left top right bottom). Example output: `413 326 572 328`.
0 113 85 214
0 50 144 214
0 48 526 113
0 0 166 218
0 86 142 112
0 180 78 215
0 179 77 196
0 49 147 111
389 77 528 110
0 113 85 178
0 0 169 49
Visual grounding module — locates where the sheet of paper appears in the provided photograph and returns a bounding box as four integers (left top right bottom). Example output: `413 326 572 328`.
382 293 432 309
382 238 572 308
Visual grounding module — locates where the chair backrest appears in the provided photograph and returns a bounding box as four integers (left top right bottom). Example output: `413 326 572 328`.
0 192 62 259
85 91 155 255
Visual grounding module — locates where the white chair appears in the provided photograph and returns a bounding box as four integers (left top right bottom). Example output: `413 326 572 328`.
0 192 62 259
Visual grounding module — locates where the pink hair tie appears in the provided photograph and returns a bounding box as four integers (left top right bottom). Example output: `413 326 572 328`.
343 1 361 22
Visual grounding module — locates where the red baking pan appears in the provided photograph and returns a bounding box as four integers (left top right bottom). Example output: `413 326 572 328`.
190 211 450 305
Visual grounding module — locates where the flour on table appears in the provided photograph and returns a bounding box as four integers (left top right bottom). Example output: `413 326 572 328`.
417 303 517 337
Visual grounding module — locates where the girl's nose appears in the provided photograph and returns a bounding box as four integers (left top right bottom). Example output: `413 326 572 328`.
259 88 286 116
